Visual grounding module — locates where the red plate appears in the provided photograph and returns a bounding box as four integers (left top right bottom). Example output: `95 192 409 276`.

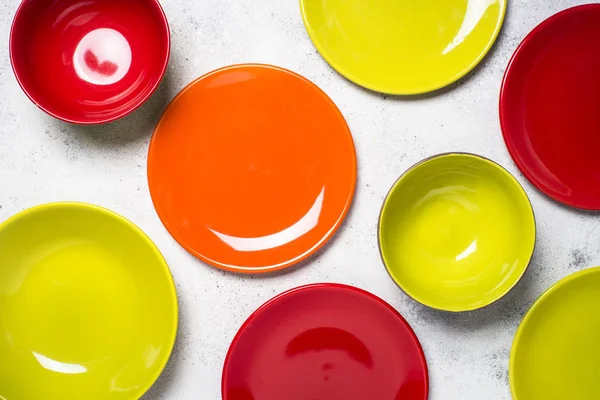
222 284 428 400
500 4 600 210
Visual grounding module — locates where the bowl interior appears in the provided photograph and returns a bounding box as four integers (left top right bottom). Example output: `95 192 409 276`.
0 203 177 399
379 154 535 311
10 0 169 124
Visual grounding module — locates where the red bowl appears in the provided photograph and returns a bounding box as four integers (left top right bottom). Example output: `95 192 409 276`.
10 0 170 125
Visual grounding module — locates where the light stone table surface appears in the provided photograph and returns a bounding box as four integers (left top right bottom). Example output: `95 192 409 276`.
1 0 598 399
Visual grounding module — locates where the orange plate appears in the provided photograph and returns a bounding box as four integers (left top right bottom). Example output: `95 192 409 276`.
148 64 356 273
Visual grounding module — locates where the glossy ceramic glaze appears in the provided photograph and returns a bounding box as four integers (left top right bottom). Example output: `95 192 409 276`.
0 203 178 400
379 153 535 311
148 64 357 273
10 0 170 124
500 5 600 210
222 284 428 400
510 267 600 399
300 0 506 95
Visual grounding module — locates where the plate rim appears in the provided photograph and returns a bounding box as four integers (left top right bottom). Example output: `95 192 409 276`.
221 282 429 400
377 152 537 312
509 266 600 399
299 0 507 95
0 201 179 400
147 63 357 274
499 3 600 211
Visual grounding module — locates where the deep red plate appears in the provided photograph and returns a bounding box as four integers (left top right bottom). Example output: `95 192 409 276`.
10 0 170 124
500 4 600 210
222 284 428 400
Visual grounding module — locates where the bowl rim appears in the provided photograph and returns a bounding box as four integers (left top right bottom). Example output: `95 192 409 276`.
9 0 171 125
220 282 429 399
377 152 537 312
509 266 600 399
0 201 179 399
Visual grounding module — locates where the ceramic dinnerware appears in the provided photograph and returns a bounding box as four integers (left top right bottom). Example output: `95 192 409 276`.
510 267 600 399
500 4 600 210
0 203 178 399
300 0 506 94
222 283 428 400
10 0 170 124
378 153 535 311
148 64 357 273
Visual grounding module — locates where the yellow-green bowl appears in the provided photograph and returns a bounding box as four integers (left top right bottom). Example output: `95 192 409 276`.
0 203 178 400
378 153 535 312
510 267 600 400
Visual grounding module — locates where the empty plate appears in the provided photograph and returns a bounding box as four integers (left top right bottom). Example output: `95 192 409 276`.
148 64 357 273
222 283 428 400
500 4 600 210
0 203 177 399
300 0 506 94
511 267 600 399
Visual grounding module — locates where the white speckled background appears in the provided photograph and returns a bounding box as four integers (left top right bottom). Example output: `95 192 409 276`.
1 0 598 399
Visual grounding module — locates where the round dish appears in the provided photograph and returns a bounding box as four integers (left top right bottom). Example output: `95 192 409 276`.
500 4 600 210
10 0 170 124
511 267 600 399
0 203 177 400
300 0 506 94
148 64 357 273
222 283 428 400
378 153 535 312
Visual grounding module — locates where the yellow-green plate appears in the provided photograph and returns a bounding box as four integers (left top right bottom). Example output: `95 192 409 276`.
300 0 506 95
510 267 600 400
0 203 177 400
378 153 535 311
